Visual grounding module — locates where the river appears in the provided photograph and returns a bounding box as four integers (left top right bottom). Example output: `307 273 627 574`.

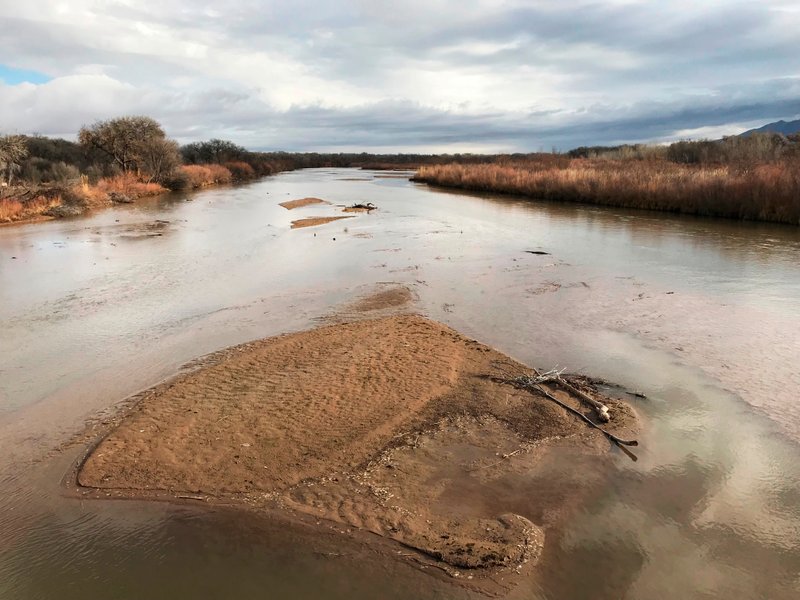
1 168 799 599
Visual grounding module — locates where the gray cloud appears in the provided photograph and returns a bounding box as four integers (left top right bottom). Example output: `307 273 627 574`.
1 1 799 151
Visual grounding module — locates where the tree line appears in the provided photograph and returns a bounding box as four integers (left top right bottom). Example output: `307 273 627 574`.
0 115 510 192
567 132 800 164
3 115 799 193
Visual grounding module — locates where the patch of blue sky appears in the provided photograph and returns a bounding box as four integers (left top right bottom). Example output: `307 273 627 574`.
0 64 51 85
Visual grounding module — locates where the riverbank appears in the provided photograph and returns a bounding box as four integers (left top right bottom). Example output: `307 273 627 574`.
0 181 159 226
70 289 637 594
0 164 277 226
412 160 800 225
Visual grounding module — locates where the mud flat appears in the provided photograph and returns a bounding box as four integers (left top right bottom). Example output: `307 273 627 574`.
71 289 637 595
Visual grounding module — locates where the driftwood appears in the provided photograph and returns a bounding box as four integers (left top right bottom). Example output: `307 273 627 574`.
554 377 610 422
504 371 639 461
526 368 610 422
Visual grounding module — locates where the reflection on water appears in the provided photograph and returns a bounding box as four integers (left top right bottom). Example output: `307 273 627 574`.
1 169 799 598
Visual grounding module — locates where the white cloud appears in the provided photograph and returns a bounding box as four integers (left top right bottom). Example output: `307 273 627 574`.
0 0 798 150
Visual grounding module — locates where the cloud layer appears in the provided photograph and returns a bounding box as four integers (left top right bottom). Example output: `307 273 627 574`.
1 0 799 151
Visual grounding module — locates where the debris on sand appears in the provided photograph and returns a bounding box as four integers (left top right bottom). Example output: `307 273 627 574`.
343 202 377 213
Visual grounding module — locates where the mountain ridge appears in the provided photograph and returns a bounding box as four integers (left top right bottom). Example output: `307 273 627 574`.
740 119 800 137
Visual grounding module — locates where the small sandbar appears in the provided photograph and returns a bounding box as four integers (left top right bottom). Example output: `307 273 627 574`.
350 286 413 311
279 197 329 210
290 216 354 229
75 304 637 593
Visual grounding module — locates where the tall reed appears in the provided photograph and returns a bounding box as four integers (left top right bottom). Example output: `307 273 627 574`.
413 158 800 224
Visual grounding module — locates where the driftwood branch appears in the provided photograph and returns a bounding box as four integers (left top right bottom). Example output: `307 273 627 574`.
518 368 610 422
350 202 376 211
554 377 610 422
503 373 639 461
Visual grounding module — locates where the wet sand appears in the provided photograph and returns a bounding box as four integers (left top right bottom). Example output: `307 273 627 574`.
291 216 355 229
73 288 636 594
279 197 330 210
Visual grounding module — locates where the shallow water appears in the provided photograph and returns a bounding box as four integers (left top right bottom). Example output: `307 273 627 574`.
1 168 799 598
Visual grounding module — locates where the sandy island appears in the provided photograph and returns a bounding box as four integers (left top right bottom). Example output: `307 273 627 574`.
279 197 330 210
290 216 354 229
72 287 636 594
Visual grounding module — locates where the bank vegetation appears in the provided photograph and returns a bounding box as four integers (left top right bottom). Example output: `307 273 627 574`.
1 117 481 224
413 134 800 225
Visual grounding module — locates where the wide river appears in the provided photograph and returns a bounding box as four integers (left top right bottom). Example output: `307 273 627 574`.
1 168 799 599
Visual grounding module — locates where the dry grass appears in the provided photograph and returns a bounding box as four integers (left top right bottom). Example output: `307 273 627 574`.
94 173 166 198
0 195 62 223
0 199 24 221
181 164 233 188
414 159 800 224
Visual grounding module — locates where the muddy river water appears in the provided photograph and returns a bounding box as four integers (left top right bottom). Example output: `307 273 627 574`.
1 168 799 599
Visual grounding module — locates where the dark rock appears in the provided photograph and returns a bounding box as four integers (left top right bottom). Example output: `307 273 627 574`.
109 192 134 204
45 204 87 218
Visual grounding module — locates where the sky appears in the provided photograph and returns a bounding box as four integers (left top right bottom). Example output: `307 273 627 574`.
0 0 798 152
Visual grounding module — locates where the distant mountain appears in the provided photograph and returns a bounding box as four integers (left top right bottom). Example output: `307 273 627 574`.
740 119 800 137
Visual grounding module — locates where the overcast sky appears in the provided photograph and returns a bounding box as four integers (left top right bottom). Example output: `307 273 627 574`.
1 0 798 152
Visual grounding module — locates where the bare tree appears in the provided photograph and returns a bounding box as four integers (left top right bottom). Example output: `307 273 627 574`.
78 116 182 183
0 134 29 186
140 138 181 183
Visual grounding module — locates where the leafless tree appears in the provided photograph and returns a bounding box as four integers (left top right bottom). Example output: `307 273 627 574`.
0 134 29 186
78 116 179 179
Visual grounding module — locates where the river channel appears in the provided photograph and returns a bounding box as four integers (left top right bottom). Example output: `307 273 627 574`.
1 168 799 599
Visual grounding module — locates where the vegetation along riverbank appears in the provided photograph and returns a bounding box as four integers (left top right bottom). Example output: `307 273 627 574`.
0 115 487 225
412 134 800 225
4 116 799 226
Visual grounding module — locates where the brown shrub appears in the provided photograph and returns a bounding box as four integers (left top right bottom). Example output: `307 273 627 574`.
95 173 166 198
180 164 233 188
223 161 256 181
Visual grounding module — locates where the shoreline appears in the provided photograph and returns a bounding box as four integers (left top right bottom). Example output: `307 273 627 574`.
0 171 283 228
63 290 638 595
